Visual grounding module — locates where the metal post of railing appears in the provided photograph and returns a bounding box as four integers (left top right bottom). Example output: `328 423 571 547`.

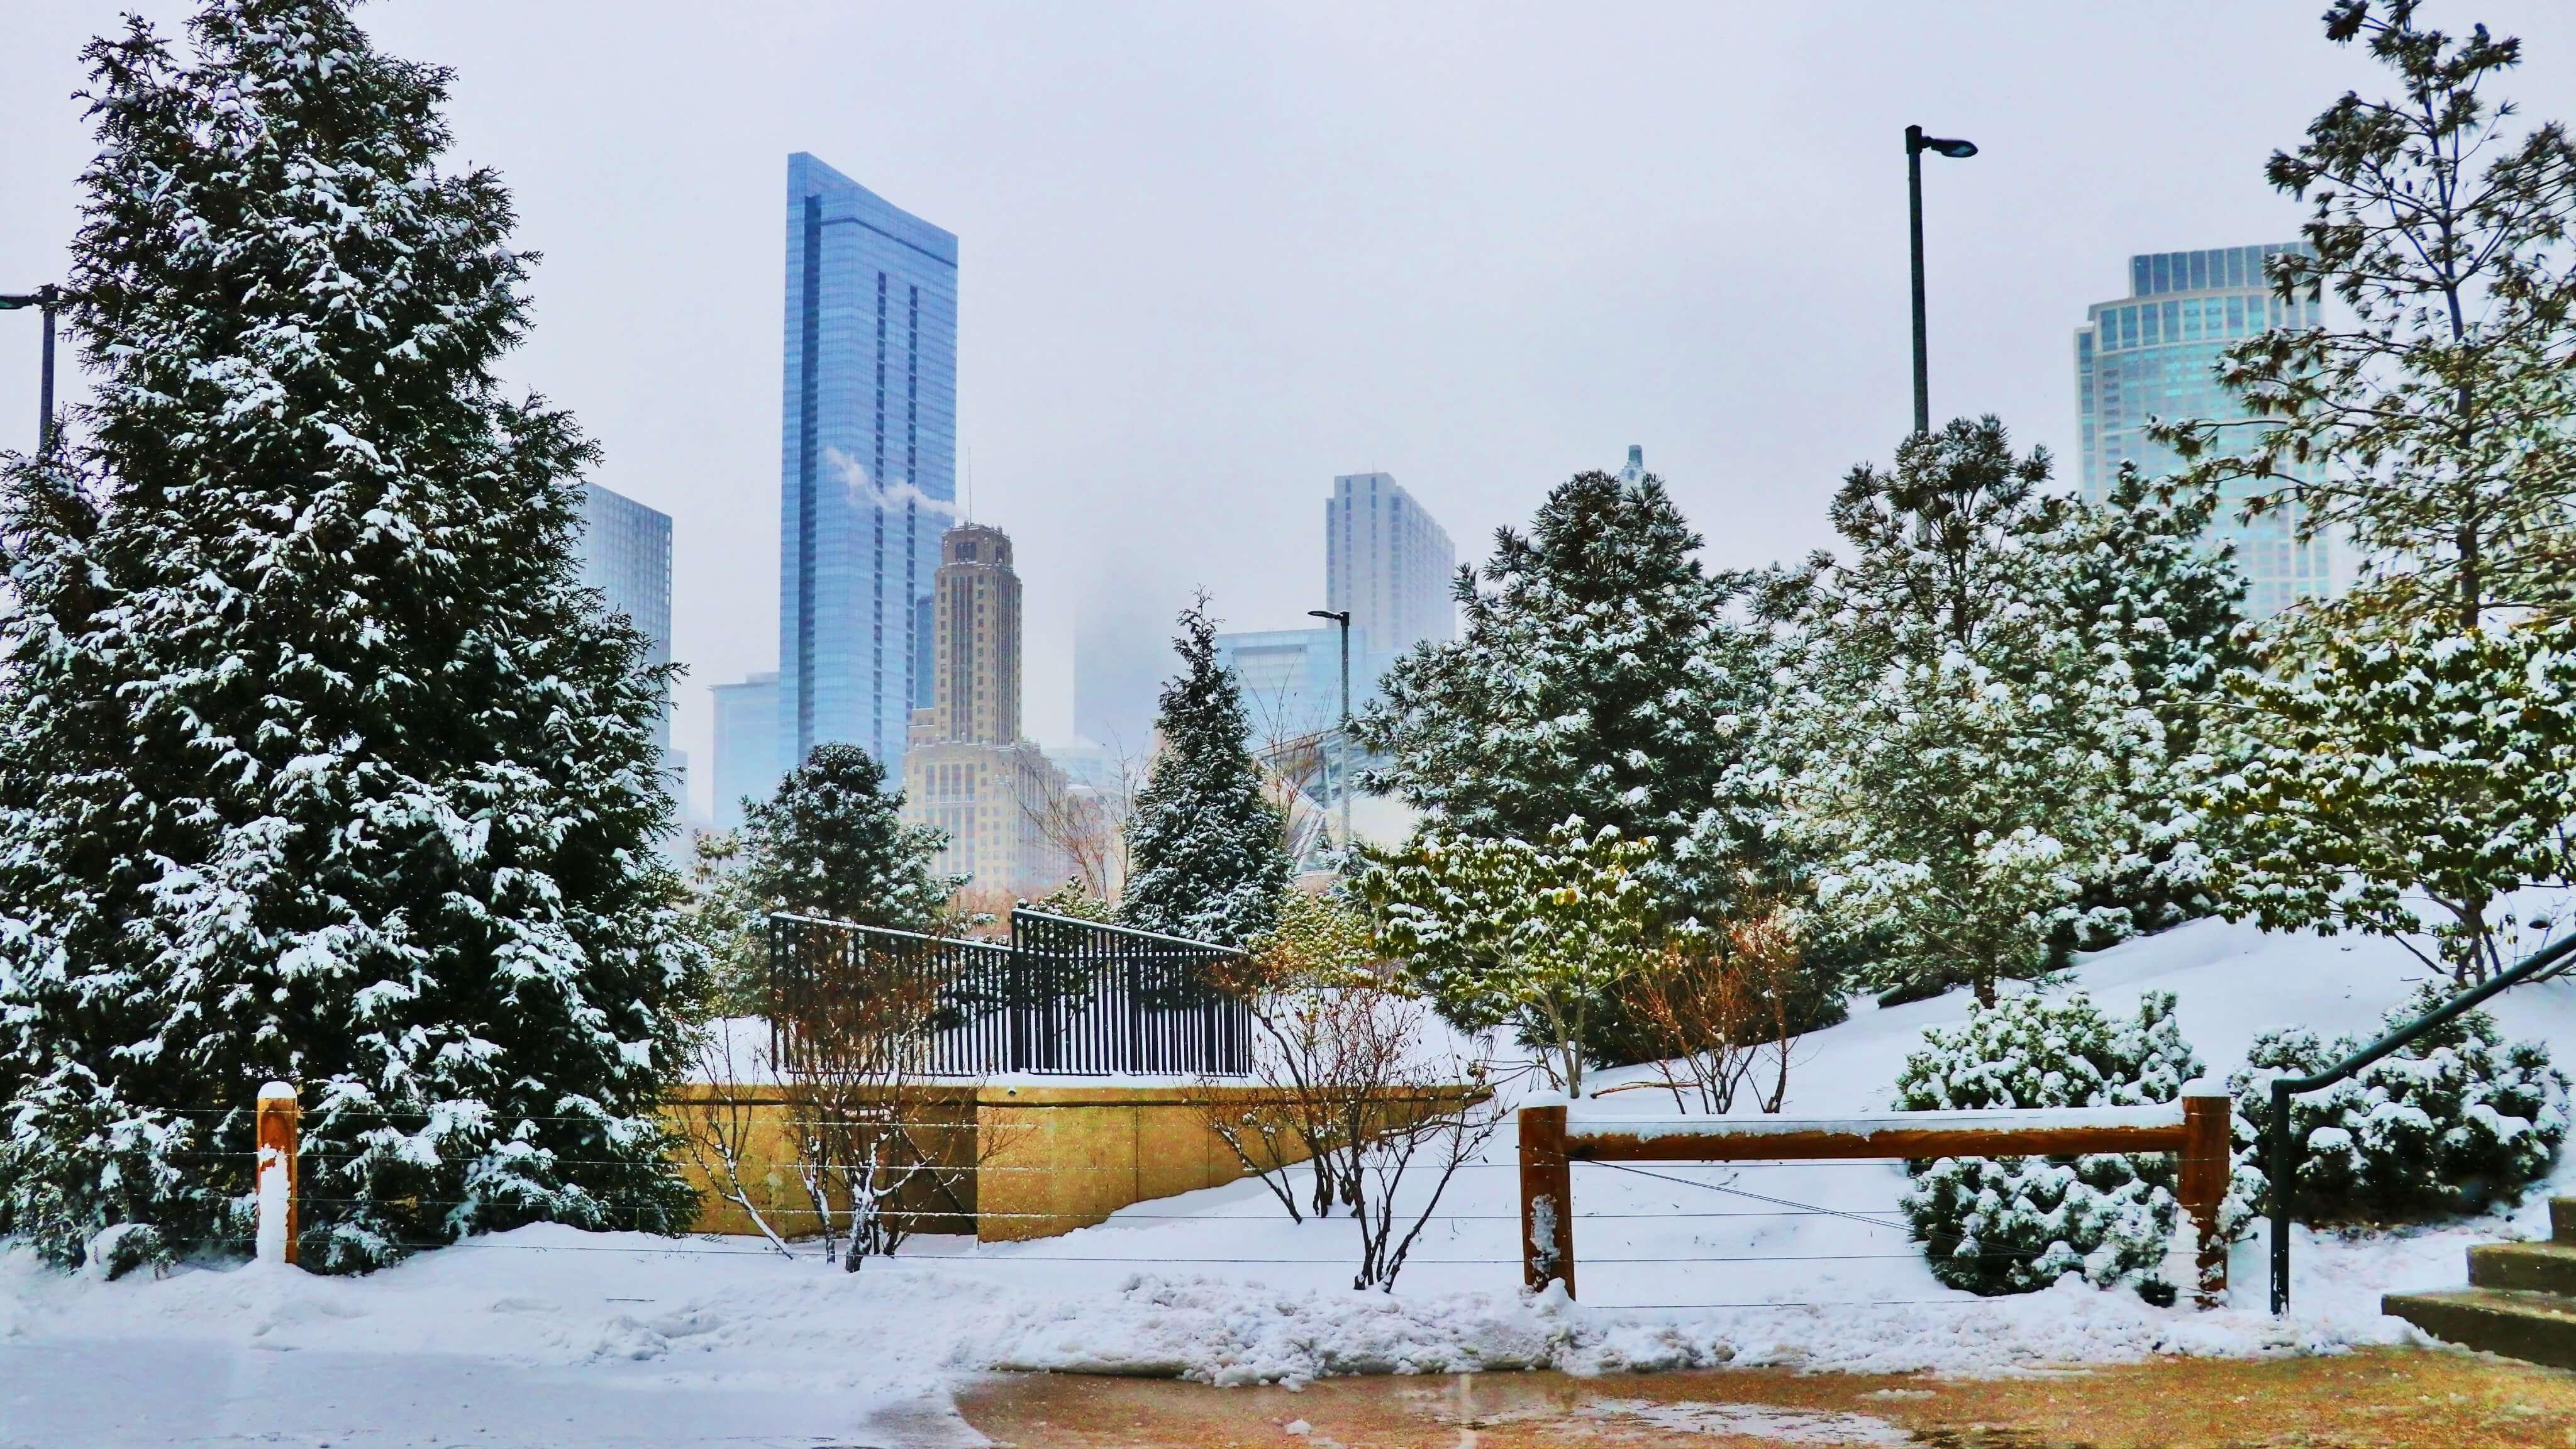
2268 931 2576 1313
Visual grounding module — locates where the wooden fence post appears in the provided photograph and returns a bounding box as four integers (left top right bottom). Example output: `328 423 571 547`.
255 1081 299 1267
2177 1079 2229 1307
1518 1102 1574 1298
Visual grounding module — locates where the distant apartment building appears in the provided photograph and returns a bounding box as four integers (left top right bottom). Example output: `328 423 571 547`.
778 152 958 782
2075 243 2334 618
1327 472 1455 662
574 482 680 797
710 672 784 831
901 526 1069 895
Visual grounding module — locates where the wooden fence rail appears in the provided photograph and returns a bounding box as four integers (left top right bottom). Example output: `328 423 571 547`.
1519 1081 2235 1307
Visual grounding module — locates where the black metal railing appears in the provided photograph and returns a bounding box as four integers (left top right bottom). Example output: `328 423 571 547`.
2266 931 2576 1313
766 908 1252 1078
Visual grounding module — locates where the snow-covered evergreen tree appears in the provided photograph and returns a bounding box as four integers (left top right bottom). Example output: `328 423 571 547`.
1357 469 1774 924
2230 984 2568 1223
1778 420 2187 1006
2041 465 2247 940
736 743 958 930
2162 8 2576 982
1896 991 2204 1301
1122 597 1292 945
2155 1 2576 637
2193 616 2576 980
0 0 700 1272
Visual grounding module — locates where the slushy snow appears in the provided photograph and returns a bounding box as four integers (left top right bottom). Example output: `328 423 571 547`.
6 914 2573 1446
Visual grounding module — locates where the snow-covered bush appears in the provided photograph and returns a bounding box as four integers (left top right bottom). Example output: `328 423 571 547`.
1894 991 2203 1301
2229 983 2568 1223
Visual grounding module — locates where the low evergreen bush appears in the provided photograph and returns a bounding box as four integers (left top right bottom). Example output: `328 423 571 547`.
1894 991 2202 1301
2229 982 2568 1223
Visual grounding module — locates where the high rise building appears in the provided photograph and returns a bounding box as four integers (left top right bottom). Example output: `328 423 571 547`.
2075 243 2334 618
902 524 1069 895
574 482 677 787
1326 472 1456 660
778 152 958 782
926 525 1021 745
710 672 784 831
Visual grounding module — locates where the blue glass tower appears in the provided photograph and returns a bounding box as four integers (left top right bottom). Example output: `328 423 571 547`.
2075 244 2335 618
779 153 958 777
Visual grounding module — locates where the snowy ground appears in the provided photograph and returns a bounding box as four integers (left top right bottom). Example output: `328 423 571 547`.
6 914 2575 1447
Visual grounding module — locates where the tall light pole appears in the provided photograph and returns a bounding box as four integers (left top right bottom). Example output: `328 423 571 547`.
1905 125 1977 436
1307 608 1352 851
0 286 63 456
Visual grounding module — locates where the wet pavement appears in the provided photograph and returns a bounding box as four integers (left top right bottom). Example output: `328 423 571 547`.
956 1345 2576 1447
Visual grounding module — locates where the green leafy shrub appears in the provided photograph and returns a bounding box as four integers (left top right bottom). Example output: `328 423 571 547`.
1895 991 2203 1300
2229 983 2567 1223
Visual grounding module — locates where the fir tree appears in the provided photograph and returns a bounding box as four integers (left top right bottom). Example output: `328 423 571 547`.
1122 597 1293 945
0 0 699 1272
1357 469 1772 924
736 743 958 930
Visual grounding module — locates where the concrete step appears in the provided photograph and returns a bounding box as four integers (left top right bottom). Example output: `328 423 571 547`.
2555 1197 2576 1246
2384 1289 2576 1371
2470 1241 2576 1297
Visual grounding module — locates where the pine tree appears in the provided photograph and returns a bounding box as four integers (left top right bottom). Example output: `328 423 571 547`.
2158 0 2576 634
2043 465 2249 939
1896 991 2204 1300
1358 469 1773 925
737 743 958 930
1121 597 1293 945
1778 420 2182 1006
0 0 699 1272
2163 4 2576 980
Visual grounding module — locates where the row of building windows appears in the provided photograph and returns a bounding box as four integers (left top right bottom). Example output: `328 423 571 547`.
2092 291 2307 353
2130 243 2304 297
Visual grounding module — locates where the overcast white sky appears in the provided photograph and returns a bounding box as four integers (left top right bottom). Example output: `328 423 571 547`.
6 2 2575 818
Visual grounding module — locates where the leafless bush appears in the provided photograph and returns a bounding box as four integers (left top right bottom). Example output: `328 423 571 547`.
675 1023 794 1255
1623 904 1808 1114
773 943 990 1270
1199 893 1499 1290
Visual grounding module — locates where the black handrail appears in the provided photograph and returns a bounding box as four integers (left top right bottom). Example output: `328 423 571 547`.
2267 930 2576 1313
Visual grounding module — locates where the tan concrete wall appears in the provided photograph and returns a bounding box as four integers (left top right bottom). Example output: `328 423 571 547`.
665 1081 1479 1243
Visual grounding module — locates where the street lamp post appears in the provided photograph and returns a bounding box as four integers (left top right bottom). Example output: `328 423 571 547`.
0 285 63 457
1904 125 1977 436
1307 608 1353 851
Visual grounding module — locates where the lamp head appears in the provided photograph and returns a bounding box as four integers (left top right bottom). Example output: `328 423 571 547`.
1908 126 1979 160
1307 609 1351 626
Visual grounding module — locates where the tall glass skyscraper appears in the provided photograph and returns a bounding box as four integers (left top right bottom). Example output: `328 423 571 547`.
2075 243 2334 618
574 482 677 787
779 153 958 778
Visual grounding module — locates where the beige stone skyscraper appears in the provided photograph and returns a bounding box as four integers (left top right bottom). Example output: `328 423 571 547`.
928 525 1021 745
902 523 1069 895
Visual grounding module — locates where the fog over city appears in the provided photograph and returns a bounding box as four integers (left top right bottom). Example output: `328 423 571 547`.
6 1 2573 819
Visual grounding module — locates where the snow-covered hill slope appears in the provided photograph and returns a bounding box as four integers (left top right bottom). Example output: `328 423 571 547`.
6 916 2573 1445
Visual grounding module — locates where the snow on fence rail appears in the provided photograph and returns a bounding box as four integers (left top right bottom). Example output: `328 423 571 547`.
1517 1082 2235 1308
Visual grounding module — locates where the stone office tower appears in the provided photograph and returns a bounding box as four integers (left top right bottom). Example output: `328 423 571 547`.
902 524 1068 894
929 525 1021 746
